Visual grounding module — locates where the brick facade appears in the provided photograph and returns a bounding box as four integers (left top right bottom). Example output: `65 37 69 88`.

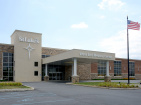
91 58 141 80
0 44 14 80
0 43 141 81
78 63 91 80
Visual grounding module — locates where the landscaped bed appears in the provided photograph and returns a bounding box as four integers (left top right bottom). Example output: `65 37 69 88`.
75 82 139 88
0 82 30 89
92 78 136 80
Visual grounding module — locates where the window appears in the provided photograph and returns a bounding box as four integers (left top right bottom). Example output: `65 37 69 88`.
129 62 135 76
114 61 121 76
34 62 38 67
42 55 50 58
3 52 14 81
98 61 106 76
34 71 38 76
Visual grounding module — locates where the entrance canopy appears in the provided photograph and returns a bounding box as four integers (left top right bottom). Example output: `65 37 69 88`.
42 49 115 65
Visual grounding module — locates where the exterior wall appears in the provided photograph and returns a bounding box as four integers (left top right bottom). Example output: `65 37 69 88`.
90 58 141 80
0 42 141 81
78 63 91 80
64 63 91 81
0 44 14 80
11 30 42 82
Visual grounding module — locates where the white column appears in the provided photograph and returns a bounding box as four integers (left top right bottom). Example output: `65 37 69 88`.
106 61 109 76
72 63 74 76
73 58 77 76
45 64 48 76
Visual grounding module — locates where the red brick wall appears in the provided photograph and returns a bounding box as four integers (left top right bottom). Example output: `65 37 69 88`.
109 61 114 73
115 58 141 75
134 60 141 74
91 63 97 73
115 58 127 74
91 61 114 74
91 58 141 79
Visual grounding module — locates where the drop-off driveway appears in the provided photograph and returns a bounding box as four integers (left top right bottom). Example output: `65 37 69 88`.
0 81 141 105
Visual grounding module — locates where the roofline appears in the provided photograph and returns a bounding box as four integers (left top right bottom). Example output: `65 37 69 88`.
11 30 42 37
0 43 14 46
42 46 69 51
116 57 141 61
72 49 115 55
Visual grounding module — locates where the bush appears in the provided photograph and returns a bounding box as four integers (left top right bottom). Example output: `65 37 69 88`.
130 84 135 88
0 82 22 86
98 82 138 88
123 78 135 80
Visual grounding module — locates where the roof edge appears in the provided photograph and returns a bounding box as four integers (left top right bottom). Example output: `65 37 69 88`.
11 30 42 37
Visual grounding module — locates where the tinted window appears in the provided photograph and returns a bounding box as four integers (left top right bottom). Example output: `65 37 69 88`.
34 71 38 76
34 62 38 67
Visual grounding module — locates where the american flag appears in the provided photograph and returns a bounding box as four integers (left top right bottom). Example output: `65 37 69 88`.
127 20 140 30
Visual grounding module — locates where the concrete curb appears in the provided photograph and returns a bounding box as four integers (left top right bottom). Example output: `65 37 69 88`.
0 85 34 92
66 83 141 90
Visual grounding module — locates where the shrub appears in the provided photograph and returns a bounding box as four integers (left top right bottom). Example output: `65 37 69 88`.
121 84 128 88
97 82 138 88
0 82 22 86
136 85 139 88
130 85 135 88
123 78 135 80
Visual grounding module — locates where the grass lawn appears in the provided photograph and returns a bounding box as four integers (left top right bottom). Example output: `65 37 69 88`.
0 86 30 89
75 82 139 88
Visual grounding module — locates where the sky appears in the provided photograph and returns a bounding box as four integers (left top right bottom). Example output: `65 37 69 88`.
0 0 141 59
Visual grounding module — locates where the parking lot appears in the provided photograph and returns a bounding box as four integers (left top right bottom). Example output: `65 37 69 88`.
0 81 141 105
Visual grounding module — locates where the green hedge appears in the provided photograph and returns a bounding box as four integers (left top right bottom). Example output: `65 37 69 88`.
0 82 22 86
98 82 138 88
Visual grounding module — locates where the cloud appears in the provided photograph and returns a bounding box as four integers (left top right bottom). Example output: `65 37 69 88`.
71 22 88 29
100 29 141 59
98 0 125 10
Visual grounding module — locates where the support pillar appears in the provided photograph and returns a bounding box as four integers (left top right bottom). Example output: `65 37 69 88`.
104 61 111 82
72 63 74 76
44 64 49 81
72 58 79 83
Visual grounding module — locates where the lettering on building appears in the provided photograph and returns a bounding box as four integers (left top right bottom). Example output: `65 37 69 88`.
79 52 112 59
19 36 39 43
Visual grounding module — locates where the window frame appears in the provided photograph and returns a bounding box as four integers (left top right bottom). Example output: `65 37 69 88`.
2 52 14 81
98 61 106 76
114 61 122 76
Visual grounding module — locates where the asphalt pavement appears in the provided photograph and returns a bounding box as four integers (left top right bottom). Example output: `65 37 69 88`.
0 81 141 105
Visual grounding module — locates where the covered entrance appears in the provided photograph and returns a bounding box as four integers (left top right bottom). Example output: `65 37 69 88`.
42 49 115 83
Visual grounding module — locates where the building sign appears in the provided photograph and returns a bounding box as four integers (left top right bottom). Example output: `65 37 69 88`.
79 52 112 59
19 36 39 43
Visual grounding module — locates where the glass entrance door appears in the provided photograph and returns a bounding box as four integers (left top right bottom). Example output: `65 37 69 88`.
42 64 65 81
49 72 63 80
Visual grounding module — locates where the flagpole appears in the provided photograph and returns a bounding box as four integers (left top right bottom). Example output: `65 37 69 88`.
127 16 130 84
